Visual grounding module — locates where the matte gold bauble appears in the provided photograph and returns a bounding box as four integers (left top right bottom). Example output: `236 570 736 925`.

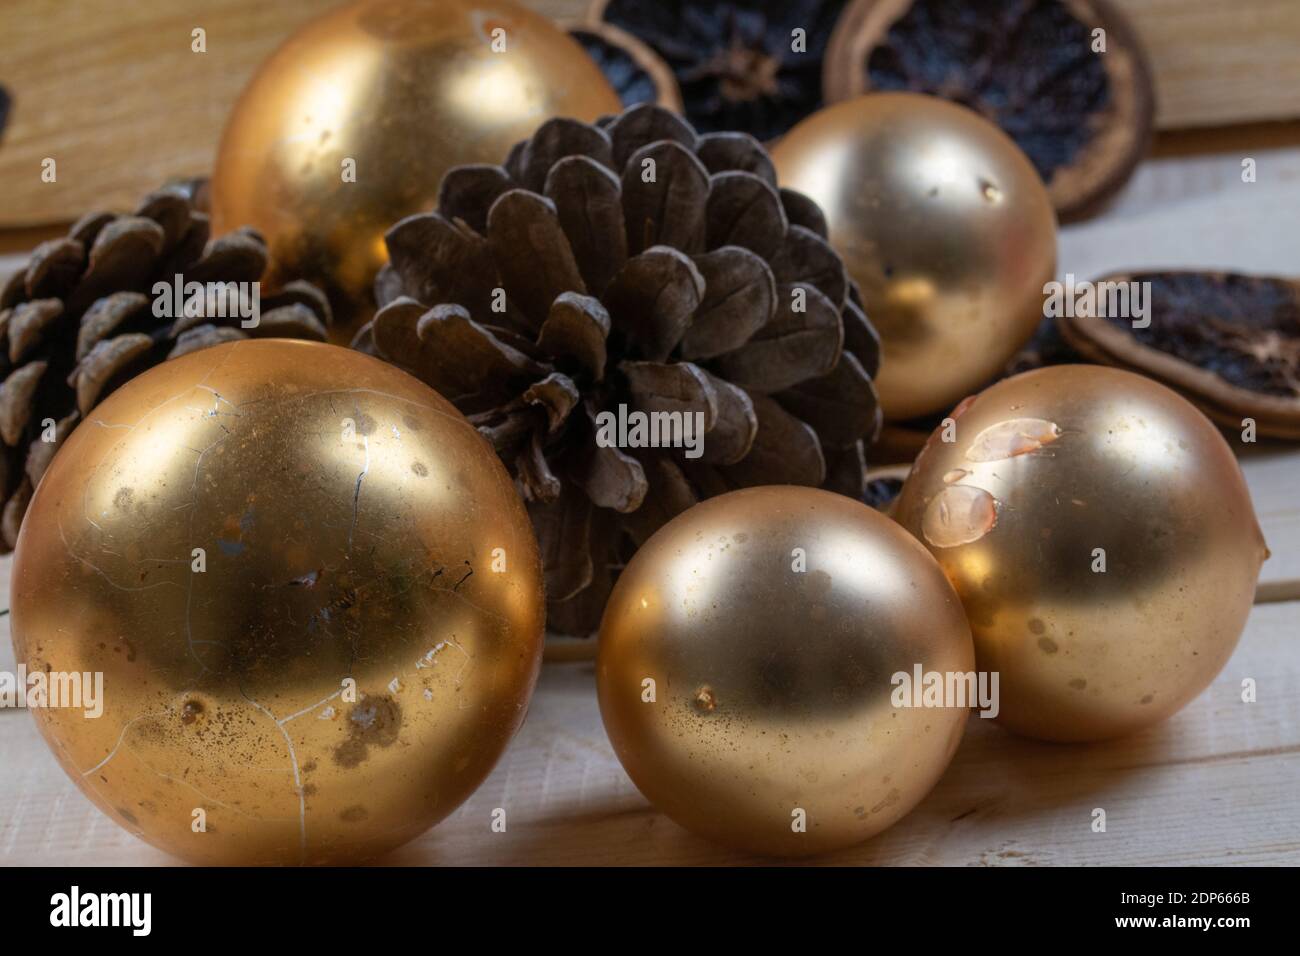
597 486 974 857
771 93 1057 421
894 366 1269 742
10 340 544 864
210 0 622 330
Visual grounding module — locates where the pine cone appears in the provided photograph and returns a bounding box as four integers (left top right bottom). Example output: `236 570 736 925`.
355 104 883 636
0 183 333 551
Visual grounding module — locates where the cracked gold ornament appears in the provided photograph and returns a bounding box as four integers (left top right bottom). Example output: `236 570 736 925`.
10 339 544 864
211 0 621 330
597 486 974 857
771 93 1057 421
894 365 1269 742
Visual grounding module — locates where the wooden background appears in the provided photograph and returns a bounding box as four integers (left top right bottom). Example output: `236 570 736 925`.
2 0 1300 230
0 0 1298 866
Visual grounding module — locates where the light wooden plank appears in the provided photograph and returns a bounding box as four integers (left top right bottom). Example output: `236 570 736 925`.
1103 135 1300 219
1123 0 1300 129
1 600 1297 866
1060 180 1300 276
1241 450 1300 602
0 0 338 229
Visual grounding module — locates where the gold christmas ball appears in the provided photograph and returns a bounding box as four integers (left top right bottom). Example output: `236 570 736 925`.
10 339 544 864
597 486 974 857
771 93 1057 421
211 0 622 329
894 366 1269 742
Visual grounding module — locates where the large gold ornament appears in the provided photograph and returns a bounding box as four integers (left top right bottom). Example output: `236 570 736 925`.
894 365 1268 742
211 0 622 330
771 93 1057 421
10 339 545 864
597 486 974 857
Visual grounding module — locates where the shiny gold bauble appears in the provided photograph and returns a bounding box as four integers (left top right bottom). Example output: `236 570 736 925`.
10 339 544 864
211 0 622 329
597 486 974 857
771 93 1057 421
894 366 1269 743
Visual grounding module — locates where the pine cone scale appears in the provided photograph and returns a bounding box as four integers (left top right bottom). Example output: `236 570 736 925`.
25 238 84 299
487 191 588 329
537 292 610 381
679 246 776 359
620 141 709 254
603 246 703 362
543 157 627 297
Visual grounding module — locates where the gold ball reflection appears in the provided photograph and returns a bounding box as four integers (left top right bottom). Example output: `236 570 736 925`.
771 93 1057 421
11 340 544 864
210 0 622 330
597 487 974 857
894 366 1268 742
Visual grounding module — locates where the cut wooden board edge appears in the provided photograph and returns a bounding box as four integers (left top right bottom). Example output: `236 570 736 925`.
2 600 1297 866
1257 580 1300 603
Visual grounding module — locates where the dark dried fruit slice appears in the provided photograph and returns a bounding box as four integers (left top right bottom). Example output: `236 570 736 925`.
1057 270 1300 438
593 0 853 142
565 20 684 112
825 0 1154 220
1004 314 1084 377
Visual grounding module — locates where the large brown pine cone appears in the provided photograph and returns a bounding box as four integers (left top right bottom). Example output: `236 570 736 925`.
354 104 883 636
0 183 332 550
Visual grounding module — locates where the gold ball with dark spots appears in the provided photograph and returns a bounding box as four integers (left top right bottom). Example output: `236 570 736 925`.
597 486 974 857
11 339 545 864
893 365 1269 742
771 93 1057 421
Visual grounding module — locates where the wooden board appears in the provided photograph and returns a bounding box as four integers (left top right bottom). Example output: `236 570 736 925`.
1 0 1298 228
1242 448 1300 603
1124 0 1300 129
1 593 1296 866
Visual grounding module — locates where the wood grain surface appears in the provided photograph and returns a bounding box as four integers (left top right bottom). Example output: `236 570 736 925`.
1 0 1299 228
1 579 1295 866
